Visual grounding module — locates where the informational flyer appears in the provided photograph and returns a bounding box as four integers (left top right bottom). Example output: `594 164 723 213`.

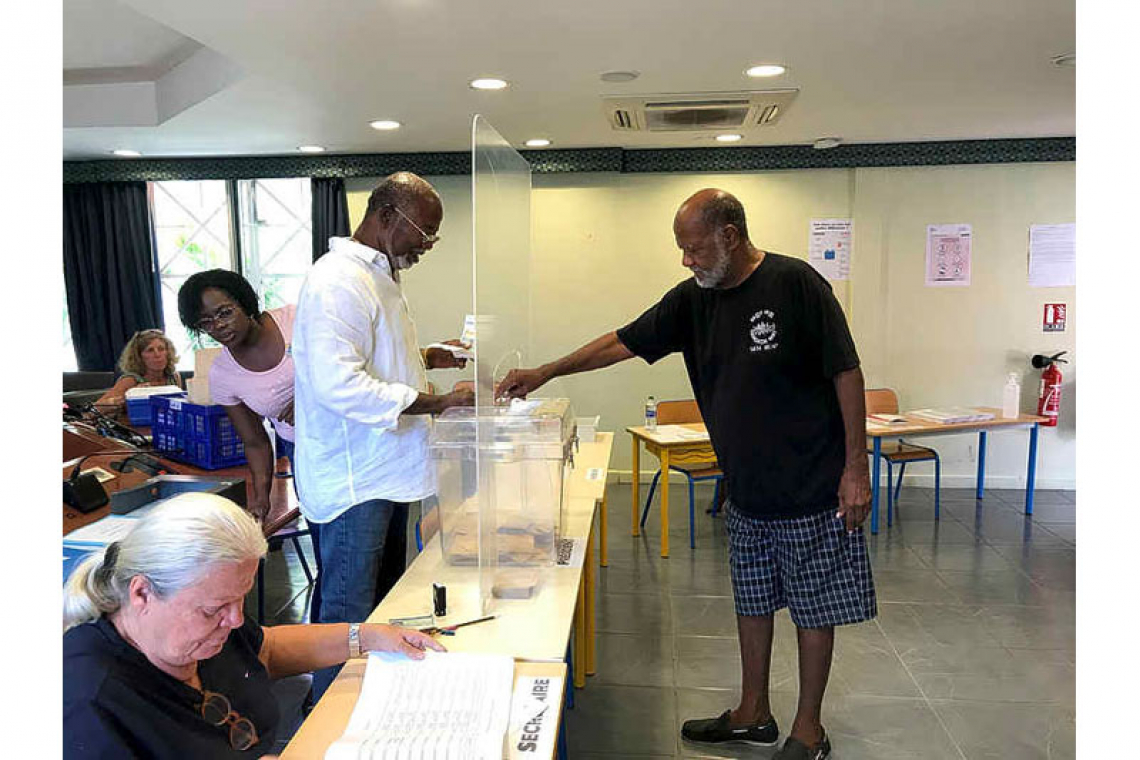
808 219 851 281
1028 223 1076 287
925 223 972 287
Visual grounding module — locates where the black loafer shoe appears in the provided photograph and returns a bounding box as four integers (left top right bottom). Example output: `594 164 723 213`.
681 710 779 746
773 729 831 759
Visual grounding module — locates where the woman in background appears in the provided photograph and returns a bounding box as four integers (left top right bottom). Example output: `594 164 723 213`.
94 329 184 411
177 270 296 524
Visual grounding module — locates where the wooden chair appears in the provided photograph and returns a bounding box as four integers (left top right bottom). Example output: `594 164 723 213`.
865 388 941 525
641 399 724 549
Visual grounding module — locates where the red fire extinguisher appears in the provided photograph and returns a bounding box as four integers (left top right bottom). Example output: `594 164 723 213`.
1031 351 1068 427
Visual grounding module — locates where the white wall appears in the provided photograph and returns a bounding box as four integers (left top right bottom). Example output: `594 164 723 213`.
346 160 1076 489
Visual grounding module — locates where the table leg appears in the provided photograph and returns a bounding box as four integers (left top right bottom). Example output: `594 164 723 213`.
631 437 641 537
871 437 881 535
574 572 586 688
585 531 596 676
1025 423 1039 515
599 490 608 568
976 431 988 500
660 449 670 558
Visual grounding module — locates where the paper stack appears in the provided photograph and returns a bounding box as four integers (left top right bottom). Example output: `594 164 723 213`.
908 407 995 424
189 347 223 404
867 413 907 425
651 424 710 443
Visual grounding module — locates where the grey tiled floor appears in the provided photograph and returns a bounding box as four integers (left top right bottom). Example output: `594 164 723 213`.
253 483 1075 759
572 483 1074 760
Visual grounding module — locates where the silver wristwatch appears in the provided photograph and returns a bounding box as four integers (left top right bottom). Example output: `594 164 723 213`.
348 623 363 659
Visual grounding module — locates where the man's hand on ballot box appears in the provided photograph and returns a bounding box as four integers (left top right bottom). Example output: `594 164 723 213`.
495 367 549 401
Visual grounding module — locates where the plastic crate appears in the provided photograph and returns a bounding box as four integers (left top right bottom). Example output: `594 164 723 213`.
151 394 246 470
126 397 154 425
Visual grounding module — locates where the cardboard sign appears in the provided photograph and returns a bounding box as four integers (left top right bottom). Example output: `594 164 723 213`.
508 676 563 759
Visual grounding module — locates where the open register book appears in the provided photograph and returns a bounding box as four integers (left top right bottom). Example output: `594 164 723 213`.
325 650 515 760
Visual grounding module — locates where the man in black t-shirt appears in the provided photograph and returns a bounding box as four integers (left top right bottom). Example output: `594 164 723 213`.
497 189 874 760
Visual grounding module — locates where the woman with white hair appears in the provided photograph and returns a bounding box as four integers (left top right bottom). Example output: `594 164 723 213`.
63 492 443 758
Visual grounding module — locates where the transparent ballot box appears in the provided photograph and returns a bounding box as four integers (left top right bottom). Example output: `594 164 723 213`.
430 399 576 602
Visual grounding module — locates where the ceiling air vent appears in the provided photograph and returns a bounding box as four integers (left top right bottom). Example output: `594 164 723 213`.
603 90 798 133
611 108 637 131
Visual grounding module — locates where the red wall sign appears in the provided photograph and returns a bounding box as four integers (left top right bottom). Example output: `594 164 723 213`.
1043 303 1067 332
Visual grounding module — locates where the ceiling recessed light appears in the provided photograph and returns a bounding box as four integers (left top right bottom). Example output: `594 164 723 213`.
525 138 552 148
813 137 843 150
1051 53 1075 68
600 70 640 83
369 119 402 131
297 145 326 153
715 134 743 143
111 149 142 157
470 77 509 90
745 64 786 78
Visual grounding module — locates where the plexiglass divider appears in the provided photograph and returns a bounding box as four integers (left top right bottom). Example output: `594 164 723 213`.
472 116 533 613
429 117 577 616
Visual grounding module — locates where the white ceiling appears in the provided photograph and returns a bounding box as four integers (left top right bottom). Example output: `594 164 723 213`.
62 0 199 81
62 0 1075 160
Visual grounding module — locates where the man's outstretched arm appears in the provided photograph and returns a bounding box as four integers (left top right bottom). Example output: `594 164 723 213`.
496 331 634 399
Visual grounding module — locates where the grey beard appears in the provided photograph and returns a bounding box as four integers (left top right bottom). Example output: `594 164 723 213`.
393 253 419 270
693 251 731 288
693 272 717 288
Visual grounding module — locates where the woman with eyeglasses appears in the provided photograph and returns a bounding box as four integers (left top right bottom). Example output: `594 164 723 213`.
177 270 297 525
94 329 185 411
63 492 443 758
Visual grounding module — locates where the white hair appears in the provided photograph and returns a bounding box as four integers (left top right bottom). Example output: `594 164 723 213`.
63 493 267 633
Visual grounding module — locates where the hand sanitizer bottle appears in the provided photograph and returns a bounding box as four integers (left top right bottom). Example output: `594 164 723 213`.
645 396 658 430
1002 373 1021 419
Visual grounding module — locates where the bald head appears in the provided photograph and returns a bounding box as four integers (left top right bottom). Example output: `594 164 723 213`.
674 188 750 242
355 171 444 272
366 172 442 218
673 188 760 289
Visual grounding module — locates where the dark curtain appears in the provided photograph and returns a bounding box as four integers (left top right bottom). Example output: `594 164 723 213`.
311 177 350 262
63 182 163 371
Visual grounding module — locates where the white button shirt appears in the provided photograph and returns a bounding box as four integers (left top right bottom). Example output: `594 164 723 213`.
292 236 432 523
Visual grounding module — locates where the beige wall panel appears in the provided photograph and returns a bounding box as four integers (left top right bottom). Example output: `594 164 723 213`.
344 161 1075 489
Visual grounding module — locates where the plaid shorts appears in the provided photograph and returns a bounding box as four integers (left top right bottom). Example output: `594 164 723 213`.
725 501 877 628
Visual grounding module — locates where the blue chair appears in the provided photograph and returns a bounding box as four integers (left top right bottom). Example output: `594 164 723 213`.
639 399 723 549
865 388 941 525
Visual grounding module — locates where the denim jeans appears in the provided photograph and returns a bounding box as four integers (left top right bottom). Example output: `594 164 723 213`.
310 497 409 699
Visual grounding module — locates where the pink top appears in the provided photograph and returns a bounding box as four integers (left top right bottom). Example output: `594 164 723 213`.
209 305 297 442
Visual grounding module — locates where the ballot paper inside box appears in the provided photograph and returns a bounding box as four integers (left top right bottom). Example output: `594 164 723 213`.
430 399 575 604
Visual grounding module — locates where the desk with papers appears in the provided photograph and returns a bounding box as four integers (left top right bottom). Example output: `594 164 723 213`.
280 433 615 758
626 423 715 558
627 409 1049 540
282 658 566 760
865 407 1049 534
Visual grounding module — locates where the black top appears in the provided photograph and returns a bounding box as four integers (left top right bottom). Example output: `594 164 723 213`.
63 616 279 758
617 252 860 519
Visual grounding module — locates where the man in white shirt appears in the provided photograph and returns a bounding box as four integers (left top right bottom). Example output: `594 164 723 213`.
292 172 472 697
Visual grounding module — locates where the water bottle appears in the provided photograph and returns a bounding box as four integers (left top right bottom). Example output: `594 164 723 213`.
644 395 658 430
1002 373 1020 419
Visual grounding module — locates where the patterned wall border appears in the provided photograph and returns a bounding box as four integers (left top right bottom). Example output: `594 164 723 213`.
63 138 1073 183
